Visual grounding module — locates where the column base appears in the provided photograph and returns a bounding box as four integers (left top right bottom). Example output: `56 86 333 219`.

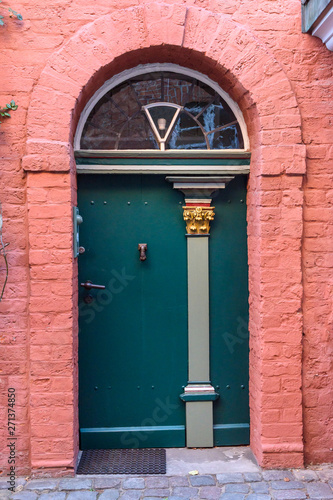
180 383 218 448
186 401 214 447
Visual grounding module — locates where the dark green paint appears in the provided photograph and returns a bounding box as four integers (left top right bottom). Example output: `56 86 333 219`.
210 175 250 446
214 424 250 446
78 173 249 449
75 157 250 167
81 426 185 449
78 175 188 449
179 393 219 402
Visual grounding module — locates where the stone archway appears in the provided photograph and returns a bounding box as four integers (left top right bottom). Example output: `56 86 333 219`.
23 3 305 473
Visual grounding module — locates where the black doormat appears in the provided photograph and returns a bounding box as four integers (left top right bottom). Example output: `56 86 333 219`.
77 448 166 475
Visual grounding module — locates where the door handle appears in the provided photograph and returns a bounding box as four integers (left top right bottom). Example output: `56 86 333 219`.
138 243 147 261
80 280 105 290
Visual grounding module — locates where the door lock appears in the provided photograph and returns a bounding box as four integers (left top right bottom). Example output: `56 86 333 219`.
84 294 94 304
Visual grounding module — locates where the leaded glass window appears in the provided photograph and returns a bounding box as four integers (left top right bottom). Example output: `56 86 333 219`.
80 72 244 151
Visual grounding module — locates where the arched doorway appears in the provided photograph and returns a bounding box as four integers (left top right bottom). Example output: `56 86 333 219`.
75 64 250 450
23 4 306 469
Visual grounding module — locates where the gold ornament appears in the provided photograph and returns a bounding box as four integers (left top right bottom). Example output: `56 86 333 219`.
183 206 215 234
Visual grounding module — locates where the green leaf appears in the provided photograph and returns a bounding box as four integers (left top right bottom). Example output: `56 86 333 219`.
6 103 11 109
10 100 15 107
4 112 11 117
8 8 22 20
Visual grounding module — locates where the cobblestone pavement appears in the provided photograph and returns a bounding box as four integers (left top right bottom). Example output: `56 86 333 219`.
0 467 332 500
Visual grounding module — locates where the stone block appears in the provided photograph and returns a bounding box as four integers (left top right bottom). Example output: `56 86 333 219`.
189 475 215 486
145 477 169 488
59 478 92 490
143 489 170 497
306 482 333 499
219 494 246 500
271 481 304 490
93 478 121 489
217 474 244 484
122 478 145 490
25 480 58 490
262 471 294 481
272 491 306 499
251 482 269 493
98 491 120 500
225 484 249 493
243 473 262 482
39 494 66 500
66 493 97 500
119 491 141 500
199 486 221 499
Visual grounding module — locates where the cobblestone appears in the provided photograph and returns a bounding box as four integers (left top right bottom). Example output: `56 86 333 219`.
306 481 333 498
251 482 269 493
0 480 26 491
217 473 244 484
38 494 66 500
244 473 262 483
123 479 145 490
142 488 169 497
316 470 333 481
144 478 169 489
262 471 294 481
66 493 97 500
271 491 307 499
246 496 271 500
225 483 249 493
59 479 92 490
25 482 58 492
119 491 142 500
12 494 38 500
271 481 304 490
189 475 215 486
0 492 12 500
292 469 318 482
94 478 121 489
0 464 332 500
98 491 120 500
219 493 246 500
199 486 221 499
169 477 189 487
172 486 198 497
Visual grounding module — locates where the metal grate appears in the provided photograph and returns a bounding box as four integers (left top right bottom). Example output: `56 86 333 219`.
77 448 166 475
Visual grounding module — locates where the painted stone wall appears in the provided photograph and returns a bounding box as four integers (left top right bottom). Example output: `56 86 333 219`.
0 0 332 475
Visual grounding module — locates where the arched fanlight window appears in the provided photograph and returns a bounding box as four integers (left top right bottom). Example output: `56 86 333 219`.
76 66 248 152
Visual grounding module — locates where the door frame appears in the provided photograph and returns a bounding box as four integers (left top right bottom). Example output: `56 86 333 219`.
76 160 251 449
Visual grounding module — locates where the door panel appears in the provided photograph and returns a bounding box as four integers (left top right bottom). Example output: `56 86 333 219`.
210 176 249 445
78 175 188 449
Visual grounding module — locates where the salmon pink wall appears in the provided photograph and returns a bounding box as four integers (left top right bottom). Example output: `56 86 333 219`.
0 0 332 476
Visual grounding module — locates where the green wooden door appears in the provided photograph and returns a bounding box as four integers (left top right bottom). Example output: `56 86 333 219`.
78 174 249 449
78 174 188 449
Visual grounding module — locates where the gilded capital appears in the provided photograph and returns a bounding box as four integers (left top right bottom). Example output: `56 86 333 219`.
183 206 215 235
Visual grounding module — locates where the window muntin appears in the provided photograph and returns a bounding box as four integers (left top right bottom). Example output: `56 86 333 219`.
80 72 244 151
